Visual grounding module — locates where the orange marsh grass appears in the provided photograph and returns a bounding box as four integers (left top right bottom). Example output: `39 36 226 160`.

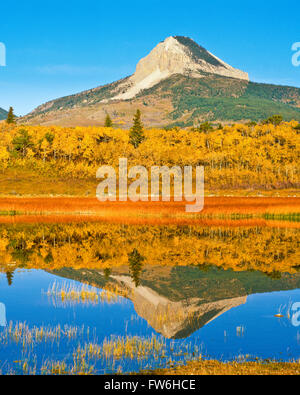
0 197 299 217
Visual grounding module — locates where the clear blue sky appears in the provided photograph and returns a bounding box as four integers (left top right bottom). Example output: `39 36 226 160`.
0 0 299 115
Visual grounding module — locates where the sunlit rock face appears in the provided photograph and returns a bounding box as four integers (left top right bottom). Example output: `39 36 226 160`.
49 264 300 339
112 36 249 101
111 274 247 339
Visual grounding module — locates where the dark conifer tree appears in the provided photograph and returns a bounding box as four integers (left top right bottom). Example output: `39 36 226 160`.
6 107 16 124
104 114 113 127
128 249 144 287
129 110 145 148
6 271 14 286
104 267 112 280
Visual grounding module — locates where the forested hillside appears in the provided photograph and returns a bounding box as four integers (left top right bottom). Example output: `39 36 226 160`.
0 121 299 191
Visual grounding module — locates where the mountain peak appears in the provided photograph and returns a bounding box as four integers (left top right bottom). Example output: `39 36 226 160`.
173 36 226 67
111 36 249 101
22 36 300 127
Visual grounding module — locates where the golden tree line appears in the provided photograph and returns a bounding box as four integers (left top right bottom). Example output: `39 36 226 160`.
0 121 299 189
0 223 299 275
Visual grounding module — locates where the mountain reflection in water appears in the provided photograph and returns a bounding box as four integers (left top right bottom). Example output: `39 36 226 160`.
0 220 299 373
50 265 300 339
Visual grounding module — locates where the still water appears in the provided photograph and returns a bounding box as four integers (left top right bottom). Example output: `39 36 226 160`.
0 220 299 374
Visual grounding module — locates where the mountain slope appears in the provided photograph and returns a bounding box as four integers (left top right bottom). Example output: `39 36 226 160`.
50 265 300 339
21 36 300 127
149 74 300 126
0 107 7 120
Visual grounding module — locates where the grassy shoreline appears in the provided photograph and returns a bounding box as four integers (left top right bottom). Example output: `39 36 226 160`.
1 167 300 198
148 359 300 375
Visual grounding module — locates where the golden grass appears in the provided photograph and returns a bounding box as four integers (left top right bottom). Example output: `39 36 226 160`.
0 322 82 347
149 359 300 375
2 321 299 375
0 197 299 220
46 281 130 306
1 167 299 199
0 321 177 375
0 168 97 197
0 214 299 228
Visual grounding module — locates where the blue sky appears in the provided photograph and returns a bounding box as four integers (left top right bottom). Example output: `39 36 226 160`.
0 0 299 115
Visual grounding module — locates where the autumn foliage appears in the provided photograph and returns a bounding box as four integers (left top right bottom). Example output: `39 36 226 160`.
0 222 299 275
0 121 299 191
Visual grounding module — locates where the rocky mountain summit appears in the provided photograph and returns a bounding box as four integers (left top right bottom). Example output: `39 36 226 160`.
110 36 249 101
21 36 300 127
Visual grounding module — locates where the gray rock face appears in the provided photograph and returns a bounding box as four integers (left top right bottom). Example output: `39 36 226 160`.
111 274 246 339
111 36 249 101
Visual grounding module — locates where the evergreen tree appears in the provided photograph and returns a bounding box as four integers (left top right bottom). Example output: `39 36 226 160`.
12 129 34 157
6 107 16 124
263 114 283 126
129 110 145 148
104 267 112 280
128 249 144 287
6 271 14 286
199 122 213 133
104 114 113 127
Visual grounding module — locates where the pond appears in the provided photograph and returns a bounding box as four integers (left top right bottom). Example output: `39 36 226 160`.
0 220 299 374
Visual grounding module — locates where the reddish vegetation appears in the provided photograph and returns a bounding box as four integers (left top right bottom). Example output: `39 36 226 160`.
0 197 299 226
0 196 299 215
